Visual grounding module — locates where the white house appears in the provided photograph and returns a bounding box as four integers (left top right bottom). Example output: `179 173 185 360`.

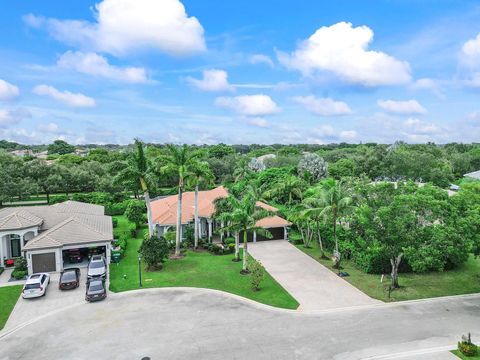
0 201 113 274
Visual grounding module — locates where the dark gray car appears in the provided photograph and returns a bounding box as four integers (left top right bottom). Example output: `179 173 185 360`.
85 279 106 302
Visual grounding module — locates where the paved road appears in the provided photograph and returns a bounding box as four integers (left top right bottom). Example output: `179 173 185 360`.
1 288 479 360
249 240 380 310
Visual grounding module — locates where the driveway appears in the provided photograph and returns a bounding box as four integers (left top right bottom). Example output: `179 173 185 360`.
4 269 105 330
248 240 380 310
0 288 479 359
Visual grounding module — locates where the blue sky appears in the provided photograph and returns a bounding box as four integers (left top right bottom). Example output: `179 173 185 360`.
0 0 479 145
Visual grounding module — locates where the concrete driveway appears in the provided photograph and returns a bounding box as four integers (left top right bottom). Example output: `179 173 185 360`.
0 288 479 359
248 240 380 311
4 269 105 330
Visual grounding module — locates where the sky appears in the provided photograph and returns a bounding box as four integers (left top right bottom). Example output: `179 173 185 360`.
0 0 479 145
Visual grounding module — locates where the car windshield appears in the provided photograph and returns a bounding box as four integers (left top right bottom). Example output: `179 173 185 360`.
24 283 40 290
89 283 103 291
62 272 77 282
89 261 104 269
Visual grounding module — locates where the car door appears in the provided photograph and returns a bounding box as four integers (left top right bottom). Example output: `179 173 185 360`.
41 274 47 293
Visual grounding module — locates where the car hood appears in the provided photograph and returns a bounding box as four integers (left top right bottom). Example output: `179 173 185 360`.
87 289 105 295
88 267 105 276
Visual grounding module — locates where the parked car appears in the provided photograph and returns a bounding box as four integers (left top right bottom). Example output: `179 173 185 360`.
22 273 50 299
85 279 107 302
59 268 80 290
87 255 107 279
65 249 83 263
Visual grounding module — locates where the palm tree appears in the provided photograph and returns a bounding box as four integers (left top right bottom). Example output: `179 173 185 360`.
233 158 251 182
157 144 201 256
187 161 214 250
316 180 354 268
263 175 304 205
115 139 155 237
216 186 273 273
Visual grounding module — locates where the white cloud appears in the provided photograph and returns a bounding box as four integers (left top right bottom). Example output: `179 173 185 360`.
410 78 445 99
0 79 20 101
24 0 206 57
339 130 357 140
57 51 148 83
37 122 71 135
293 95 352 116
246 117 269 127
0 108 31 128
249 54 274 68
33 85 96 108
377 99 427 115
459 32 480 87
215 95 280 116
469 111 480 121
186 69 234 92
278 22 411 86
404 118 440 135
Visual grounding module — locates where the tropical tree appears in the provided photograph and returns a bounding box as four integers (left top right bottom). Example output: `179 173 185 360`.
187 161 214 249
316 180 354 268
114 139 154 237
216 186 273 273
263 175 304 205
297 153 328 182
156 144 201 256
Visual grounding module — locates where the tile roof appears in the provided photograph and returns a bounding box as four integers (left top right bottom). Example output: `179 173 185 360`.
0 201 112 250
151 186 290 229
464 170 480 180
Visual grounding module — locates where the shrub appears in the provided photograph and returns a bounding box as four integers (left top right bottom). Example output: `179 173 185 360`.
112 217 118 228
211 244 224 255
0 267 4 276
125 200 146 231
223 237 235 246
105 201 130 216
49 195 68 204
14 257 28 272
12 269 27 280
139 236 169 271
249 260 265 291
458 334 478 357
227 243 236 254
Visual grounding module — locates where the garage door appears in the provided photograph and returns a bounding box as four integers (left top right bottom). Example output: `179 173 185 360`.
32 253 56 273
257 227 285 241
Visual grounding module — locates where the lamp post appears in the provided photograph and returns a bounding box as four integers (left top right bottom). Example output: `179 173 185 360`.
138 255 142 287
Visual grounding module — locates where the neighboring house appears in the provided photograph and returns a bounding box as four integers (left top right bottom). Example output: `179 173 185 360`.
75 148 89 157
34 150 48 159
0 201 113 274
151 186 291 242
10 149 33 157
464 170 480 181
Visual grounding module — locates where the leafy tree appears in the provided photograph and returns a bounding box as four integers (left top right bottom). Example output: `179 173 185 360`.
208 143 236 158
25 160 61 203
47 140 75 155
297 153 328 182
328 158 356 179
139 236 169 271
249 259 265 291
263 175 305 205
125 200 146 235
156 144 201 256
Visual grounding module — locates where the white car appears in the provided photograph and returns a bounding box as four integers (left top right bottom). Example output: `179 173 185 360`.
87 255 107 279
22 273 50 299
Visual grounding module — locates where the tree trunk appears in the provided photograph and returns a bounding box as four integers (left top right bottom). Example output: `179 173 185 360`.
46 191 50 204
234 231 240 261
316 221 325 258
390 253 403 289
175 186 183 256
332 209 341 269
144 191 154 238
241 228 249 273
194 184 199 250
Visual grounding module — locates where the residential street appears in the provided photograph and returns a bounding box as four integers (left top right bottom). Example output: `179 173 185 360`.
0 288 478 360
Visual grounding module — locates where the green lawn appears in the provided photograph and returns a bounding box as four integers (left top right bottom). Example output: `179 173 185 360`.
296 242 480 302
451 350 480 359
110 216 299 310
0 286 22 330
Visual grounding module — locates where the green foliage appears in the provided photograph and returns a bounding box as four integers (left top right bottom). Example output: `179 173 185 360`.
47 140 75 155
458 334 478 357
11 270 27 280
125 200 146 229
139 236 169 270
14 257 27 272
249 260 265 291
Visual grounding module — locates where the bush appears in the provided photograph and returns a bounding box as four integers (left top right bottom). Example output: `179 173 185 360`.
223 237 235 246
0 267 4 275
49 195 68 204
139 236 169 271
14 257 27 272
105 201 130 216
211 244 224 255
112 217 118 228
227 243 236 254
458 334 478 357
11 269 27 280
249 260 265 291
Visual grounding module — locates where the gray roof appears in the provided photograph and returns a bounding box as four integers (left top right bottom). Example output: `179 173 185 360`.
464 170 480 180
0 201 112 250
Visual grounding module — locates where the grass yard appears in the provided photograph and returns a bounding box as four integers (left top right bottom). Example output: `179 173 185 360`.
451 350 480 359
0 286 22 330
296 242 480 302
110 216 299 310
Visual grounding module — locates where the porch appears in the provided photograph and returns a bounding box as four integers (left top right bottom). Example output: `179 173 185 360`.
0 228 38 267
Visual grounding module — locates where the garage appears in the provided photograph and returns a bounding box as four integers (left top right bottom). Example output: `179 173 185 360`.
62 245 107 267
257 227 285 241
32 252 56 273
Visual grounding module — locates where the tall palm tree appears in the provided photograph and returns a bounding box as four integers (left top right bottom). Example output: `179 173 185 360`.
216 186 273 273
316 180 354 268
157 144 201 256
187 161 214 250
115 139 154 237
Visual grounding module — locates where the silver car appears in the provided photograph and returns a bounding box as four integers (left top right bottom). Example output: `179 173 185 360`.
87 255 107 279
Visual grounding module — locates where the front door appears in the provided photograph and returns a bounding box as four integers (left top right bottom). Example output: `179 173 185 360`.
10 237 21 257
